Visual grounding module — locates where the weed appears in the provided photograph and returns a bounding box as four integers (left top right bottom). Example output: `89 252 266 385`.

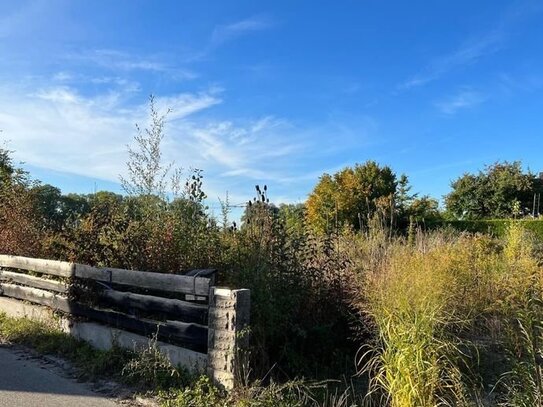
121 333 193 390
356 237 471 406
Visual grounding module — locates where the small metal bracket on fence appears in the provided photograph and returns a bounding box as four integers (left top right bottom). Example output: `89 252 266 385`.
184 269 217 301
191 270 204 294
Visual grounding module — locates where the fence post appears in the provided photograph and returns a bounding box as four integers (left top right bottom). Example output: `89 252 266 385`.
207 287 250 390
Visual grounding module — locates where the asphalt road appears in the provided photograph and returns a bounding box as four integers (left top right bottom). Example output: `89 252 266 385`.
0 345 119 407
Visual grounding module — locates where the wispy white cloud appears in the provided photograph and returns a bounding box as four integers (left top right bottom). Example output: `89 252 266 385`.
0 33 380 208
74 49 164 71
400 31 503 90
399 2 543 90
0 83 220 183
435 88 486 114
52 71 142 93
166 116 305 182
211 16 273 46
67 49 198 80
0 80 352 205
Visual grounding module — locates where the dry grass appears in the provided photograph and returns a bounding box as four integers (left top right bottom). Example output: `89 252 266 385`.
351 224 543 407
356 234 470 406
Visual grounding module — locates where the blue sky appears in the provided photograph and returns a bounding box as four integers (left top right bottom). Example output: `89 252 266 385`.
1 0 542 215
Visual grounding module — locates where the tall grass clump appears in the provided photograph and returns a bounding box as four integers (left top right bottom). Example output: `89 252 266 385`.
353 223 543 406
356 232 472 407
492 224 543 406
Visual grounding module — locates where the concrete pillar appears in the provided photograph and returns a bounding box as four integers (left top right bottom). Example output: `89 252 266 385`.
207 287 250 390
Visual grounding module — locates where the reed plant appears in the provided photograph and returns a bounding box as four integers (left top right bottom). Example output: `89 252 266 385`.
353 223 543 406
492 224 543 406
357 233 473 407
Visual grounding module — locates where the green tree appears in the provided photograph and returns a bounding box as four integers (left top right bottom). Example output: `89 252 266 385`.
0 147 14 182
408 195 441 222
0 145 42 256
306 161 397 233
445 161 541 219
278 203 305 236
59 193 91 225
31 184 64 231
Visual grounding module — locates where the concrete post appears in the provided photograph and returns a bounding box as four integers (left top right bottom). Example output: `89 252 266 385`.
207 287 250 390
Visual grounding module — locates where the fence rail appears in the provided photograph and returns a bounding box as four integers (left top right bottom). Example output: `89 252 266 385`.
0 254 250 389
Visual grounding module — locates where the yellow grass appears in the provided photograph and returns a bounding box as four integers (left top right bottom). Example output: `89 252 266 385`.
354 224 543 406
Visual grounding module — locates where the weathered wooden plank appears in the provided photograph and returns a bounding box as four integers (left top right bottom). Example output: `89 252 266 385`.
0 255 74 277
98 289 208 324
74 264 211 296
0 283 207 351
67 304 208 352
0 297 208 373
0 283 72 311
0 270 68 293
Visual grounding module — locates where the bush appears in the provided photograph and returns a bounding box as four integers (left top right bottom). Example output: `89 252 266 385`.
0 147 44 257
217 187 356 380
121 334 193 390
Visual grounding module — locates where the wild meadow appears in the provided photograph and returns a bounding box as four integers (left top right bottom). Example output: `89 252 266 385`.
2 108 543 406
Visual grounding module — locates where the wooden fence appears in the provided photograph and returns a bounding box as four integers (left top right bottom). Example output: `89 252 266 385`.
0 254 250 390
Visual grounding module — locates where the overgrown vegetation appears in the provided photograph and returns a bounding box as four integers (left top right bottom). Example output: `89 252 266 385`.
0 312 362 406
2 99 543 406
351 224 543 406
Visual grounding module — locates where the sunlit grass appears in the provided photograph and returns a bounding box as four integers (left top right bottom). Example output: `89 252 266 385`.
354 223 543 406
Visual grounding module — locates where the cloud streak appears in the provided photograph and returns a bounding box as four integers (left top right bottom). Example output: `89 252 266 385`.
400 31 503 90
399 2 543 90
67 49 198 80
435 89 486 114
0 79 358 206
0 83 220 182
211 16 273 46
